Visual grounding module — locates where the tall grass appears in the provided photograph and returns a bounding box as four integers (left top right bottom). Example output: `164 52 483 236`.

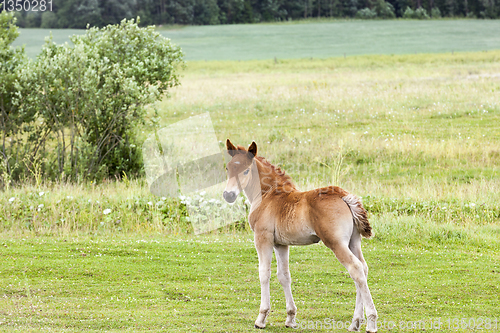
2 51 499 235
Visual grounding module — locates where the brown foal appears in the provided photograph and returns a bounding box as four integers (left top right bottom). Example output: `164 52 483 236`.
223 139 378 333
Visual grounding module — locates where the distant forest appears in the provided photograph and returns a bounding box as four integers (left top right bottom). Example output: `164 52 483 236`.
5 0 500 28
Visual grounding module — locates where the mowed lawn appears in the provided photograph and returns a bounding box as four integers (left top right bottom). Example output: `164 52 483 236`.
1 230 499 332
13 19 500 60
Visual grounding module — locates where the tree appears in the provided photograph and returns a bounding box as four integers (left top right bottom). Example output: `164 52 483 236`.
57 0 102 28
194 0 221 24
100 0 136 25
373 0 396 17
0 10 30 185
41 11 59 28
7 18 184 182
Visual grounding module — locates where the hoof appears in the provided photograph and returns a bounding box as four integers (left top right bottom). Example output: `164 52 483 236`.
254 324 265 329
348 318 361 332
285 323 297 329
366 314 377 333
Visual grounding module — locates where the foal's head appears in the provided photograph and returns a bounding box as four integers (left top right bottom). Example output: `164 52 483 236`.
223 139 258 203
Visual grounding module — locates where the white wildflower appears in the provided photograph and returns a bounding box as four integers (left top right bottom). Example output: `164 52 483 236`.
147 201 152 206
38 204 44 208
8 197 15 203
39 192 45 196
103 208 112 215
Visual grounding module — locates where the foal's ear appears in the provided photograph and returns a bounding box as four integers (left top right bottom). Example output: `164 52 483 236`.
226 139 237 156
248 141 257 159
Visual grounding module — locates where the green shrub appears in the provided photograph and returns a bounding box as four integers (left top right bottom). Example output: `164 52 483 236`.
1 18 184 184
0 11 29 189
356 8 378 19
403 6 415 18
431 7 442 17
403 6 430 19
374 0 396 18
414 7 430 19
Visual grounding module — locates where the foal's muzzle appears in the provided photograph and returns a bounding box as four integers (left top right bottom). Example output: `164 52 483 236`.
223 191 237 203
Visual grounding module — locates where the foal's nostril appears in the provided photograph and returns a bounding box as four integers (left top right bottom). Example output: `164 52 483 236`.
223 191 236 203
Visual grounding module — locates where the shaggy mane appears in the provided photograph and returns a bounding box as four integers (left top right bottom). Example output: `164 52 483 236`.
233 144 297 191
255 156 297 191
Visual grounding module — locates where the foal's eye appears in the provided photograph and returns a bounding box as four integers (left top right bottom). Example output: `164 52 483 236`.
243 169 250 175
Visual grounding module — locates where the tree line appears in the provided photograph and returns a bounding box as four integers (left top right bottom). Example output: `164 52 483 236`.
5 0 500 29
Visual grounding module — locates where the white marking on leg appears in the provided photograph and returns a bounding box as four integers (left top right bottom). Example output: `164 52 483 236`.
347 262 377 333
275 245 297 328
254 236 273 329
348 231 368 331
348 282 364 331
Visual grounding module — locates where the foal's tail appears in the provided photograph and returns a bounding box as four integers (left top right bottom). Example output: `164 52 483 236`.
342 194 373 239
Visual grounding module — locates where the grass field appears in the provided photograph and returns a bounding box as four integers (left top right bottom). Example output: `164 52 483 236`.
2 41 500 330
12 19 500 60
1 233 499 332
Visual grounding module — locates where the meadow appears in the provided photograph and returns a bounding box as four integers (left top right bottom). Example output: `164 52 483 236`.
13 19 500 59
1 45 500 330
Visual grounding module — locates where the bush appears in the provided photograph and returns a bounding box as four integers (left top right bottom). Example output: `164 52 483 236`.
403 6 429 19
403 6 415 18
2 18 184 184
356 8 378 19
0 11 29 189
431 7 442 17
374 0 396 18
414 7 430 19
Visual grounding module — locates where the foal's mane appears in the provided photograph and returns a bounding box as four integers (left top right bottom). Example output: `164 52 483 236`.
235 145 297 191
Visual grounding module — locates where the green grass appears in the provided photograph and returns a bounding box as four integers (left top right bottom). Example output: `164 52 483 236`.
1 230 499 332
158 51 500 205
12 19 500 59
2 51 499 233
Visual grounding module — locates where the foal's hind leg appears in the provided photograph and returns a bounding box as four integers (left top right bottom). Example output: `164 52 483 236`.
347 229 369 332
324 239 378 333
274 245 297 328
254 232 274 329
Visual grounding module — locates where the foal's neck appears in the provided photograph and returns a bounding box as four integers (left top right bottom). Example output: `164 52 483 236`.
254 157 297 196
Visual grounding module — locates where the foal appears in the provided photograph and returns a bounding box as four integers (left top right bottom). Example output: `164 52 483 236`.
223 140 378 332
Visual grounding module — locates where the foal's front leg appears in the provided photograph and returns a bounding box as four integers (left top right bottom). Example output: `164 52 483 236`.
274 245 297 328
254 233 274 329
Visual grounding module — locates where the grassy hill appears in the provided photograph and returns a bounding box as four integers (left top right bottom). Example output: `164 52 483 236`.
13 19 500 60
